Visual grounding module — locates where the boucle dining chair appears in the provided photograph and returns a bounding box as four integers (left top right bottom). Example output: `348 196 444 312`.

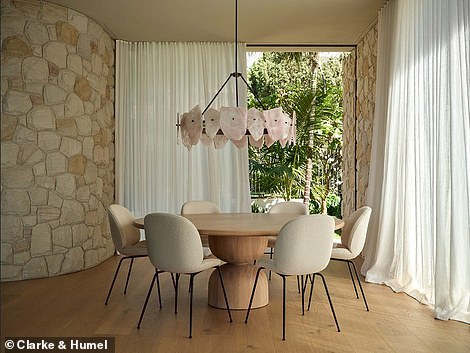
267 201 308 282
181 200 221 257
245 215 340 340
330 206 372 311
137 213 232 338
105 204 149 305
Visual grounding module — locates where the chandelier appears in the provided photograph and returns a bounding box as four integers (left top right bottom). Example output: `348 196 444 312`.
178 0 296 150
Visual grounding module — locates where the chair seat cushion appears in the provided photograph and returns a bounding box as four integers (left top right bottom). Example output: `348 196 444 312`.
185 258 223 273
331 244 353 260
120 240 148 256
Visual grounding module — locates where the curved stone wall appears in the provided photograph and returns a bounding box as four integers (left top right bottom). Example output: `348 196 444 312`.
1 0 115 280
342 24 377 217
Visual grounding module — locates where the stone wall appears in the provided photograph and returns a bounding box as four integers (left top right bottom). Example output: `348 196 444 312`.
1 0 115 281
342 24 377 217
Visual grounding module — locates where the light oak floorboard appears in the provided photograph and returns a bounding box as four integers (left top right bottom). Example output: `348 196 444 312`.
2 257 469 353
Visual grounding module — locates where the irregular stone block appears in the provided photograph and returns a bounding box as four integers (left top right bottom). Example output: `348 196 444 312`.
64 93 84 117
2 56 22 77
27 106 56 130
61 199 84 224
61 247 84 273
91 53 102 75
74 76 92 101
43 41 67 68
13 125 37 144
1 16 26 37
58 69 76 92
77 34 91 60
84 249 99 268
24 20 49 45
3 90 32 115
82 136 94 159
2 167 34 188
33 161 46 176
60 136 82 157
56 118 78 137
24 257 48 279
1 190 30 215
38 131 61 151
22 215 37 227
2 35 31 57
45 254 64 275
18 145 45 165
56 21 78 46
31 223 52 257
48 191 63 208
72 223 88 246
46 152 66 176
25 82 45 94
56 173 76 197
1 142 19 166
67 53 82 75
35 176 55 189
1 243 14 264
75 115 92 136
68 9 88 32
84 161 97 184
52 226 72 247
37 206 60 223
27 187 47 206
1 215 23 242
68 154 87 175
43 83 67 104
22 56 49 83
14 251 31 265
1 265 22 280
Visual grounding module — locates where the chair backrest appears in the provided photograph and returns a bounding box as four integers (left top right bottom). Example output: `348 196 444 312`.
144 213 203 273
269 201 308 215
341 206 372 257
274 214 334 275
108 204 141 252
180 200 221 215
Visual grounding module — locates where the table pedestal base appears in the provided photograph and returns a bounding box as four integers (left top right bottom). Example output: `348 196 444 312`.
208 263 268 309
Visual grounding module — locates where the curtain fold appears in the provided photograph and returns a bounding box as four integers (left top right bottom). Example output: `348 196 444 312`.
363 0 469 323
115 42 251 215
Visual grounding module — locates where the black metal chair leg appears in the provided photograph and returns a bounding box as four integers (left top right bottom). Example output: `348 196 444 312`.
316 273 340 332
175 273 180 314
216 267 232 322
105 256 127 305
297 275 301 293
171 273 176 290
282 275 286 341
350 261 369 311
137 272 157 329
124 257 135 294
347 261 359 299
188 274 195 338
268 247 273 280
156 269 162 309
301 275 305 315
307 273 315 311
244 267 263 323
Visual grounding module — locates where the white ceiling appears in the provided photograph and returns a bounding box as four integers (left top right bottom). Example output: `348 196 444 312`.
49 0 387 48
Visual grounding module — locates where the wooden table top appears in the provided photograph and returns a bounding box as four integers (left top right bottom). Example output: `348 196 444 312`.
133 213 344 237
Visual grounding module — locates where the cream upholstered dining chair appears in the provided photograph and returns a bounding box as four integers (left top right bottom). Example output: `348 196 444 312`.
266 201 308 282
245 215 340 340
181 200 221 257
105 204 149 305
137 213 232 338
330 206 372 311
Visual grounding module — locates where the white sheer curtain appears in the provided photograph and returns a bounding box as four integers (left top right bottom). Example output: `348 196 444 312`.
363 0 470 323
115 41 251 215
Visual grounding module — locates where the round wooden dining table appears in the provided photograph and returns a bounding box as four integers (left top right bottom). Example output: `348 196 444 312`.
133 213 344 310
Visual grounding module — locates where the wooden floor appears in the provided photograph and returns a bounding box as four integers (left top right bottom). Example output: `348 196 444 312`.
2 256 469 353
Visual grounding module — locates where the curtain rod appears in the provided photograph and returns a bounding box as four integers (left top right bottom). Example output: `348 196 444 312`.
247 44 357 48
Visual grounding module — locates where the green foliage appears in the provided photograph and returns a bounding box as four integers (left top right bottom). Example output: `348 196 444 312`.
248 52 343 217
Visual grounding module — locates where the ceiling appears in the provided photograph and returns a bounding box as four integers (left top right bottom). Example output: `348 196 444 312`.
49 0 387 48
